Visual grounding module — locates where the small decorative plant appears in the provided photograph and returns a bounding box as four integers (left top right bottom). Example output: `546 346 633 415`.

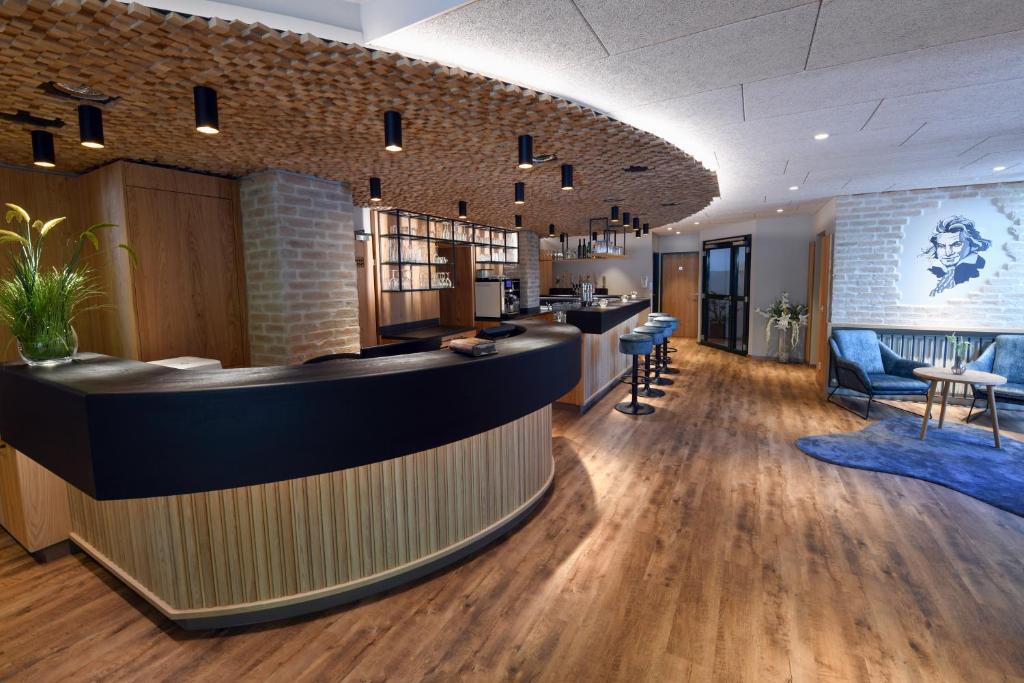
755 292 809 363
0 203 130 366
945 333 972 375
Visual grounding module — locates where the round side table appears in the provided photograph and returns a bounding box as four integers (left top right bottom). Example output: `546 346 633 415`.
913 367 1007 448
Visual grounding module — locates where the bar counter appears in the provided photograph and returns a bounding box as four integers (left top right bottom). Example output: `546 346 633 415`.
0 321 580 628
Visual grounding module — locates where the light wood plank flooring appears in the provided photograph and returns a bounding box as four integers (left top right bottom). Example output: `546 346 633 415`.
1 341 1022 682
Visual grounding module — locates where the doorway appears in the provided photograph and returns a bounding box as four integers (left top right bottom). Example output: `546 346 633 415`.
700 235 751 355
660 252 699 337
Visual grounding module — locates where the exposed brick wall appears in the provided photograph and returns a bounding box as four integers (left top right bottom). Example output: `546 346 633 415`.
504 230 540 309
833 181 1024 329
239 169 360 365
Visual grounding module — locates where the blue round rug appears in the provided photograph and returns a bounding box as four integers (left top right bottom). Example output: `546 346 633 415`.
796 415 1024 516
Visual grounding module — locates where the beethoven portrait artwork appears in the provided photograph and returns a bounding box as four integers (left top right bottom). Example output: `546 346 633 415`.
921 215 992 296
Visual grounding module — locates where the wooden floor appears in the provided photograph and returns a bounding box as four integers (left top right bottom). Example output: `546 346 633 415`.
2 341 1023 682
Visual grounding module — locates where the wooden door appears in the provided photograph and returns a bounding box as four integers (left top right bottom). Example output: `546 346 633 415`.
539 251 553 295
814 233 833 391
127 186 248 367
660 252 699 337
439 245 475 328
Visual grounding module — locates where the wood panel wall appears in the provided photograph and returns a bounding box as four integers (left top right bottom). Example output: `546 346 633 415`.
0 444 70 553
559 308 648 408
67 406 553 621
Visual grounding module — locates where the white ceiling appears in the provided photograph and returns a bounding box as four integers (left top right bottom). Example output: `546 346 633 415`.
134 0 1024 233
365 0 1024 232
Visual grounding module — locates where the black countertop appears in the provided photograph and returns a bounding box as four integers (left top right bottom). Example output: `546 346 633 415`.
385 324 475 341
564 299 651 334
0 320 580 500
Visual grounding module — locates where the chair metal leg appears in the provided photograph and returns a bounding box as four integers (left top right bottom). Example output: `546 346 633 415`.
864 396 872 420
965 396 988 424
826 385 872 420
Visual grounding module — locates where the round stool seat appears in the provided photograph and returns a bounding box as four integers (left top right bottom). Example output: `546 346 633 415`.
652 315 678 326
646 319 670 331
633 325 665 344
648 311 665 317
619 333 653 356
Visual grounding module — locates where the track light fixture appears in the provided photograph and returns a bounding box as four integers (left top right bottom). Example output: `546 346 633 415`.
514 214 522 228
514 181 525 204
458 200 467 219
518 135 533 169
31 130 55 167
561 164 573 190
369 177 382 202
384 110 403 152
610 206 620 224
193 85 219 134
78 105 104 149
548 223 555 237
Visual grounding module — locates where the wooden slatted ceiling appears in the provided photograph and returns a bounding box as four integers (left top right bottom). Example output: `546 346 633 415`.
0 0 718 236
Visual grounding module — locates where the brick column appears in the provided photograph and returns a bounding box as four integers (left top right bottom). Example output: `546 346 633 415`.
506 230 540 310
239 169 360 365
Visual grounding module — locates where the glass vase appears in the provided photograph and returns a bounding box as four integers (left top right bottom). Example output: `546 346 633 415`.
951 355 967 375
777 331 790 363
17 326 78 367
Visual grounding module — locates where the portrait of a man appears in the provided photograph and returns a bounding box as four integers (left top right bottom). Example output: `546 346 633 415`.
921 215 992 296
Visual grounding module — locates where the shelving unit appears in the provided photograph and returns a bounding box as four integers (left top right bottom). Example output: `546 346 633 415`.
376 209 518 292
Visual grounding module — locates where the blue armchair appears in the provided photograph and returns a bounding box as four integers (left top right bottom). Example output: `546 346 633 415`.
828 329 931 418
965 334 1024 422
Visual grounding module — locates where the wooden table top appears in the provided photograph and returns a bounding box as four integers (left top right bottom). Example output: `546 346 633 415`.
913 366 1007 386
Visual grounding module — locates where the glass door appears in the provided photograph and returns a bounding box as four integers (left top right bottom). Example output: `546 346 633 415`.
700 235 751 354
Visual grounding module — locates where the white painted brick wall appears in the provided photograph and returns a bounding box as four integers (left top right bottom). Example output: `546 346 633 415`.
832 181 1024 329
503 230 540 309
240 170 360 366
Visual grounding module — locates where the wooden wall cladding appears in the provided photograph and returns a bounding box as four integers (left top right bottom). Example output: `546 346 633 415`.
67 406 553 622
0 444 70 553
0 1 718 237
559 308 649 408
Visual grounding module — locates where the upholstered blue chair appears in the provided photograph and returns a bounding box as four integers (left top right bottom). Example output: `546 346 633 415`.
828 329 931 418
965 335 1024 422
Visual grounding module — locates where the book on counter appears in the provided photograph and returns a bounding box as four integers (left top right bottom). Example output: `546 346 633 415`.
450 337 497 357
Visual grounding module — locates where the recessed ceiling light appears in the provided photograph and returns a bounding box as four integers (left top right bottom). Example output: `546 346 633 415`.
993 165 1007 172
813 132 829 140
694 221 700 225
776 208 784 213
788 185 799 191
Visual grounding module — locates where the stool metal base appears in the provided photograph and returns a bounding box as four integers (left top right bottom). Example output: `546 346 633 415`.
637 386 665 398
615 401 655 415
662 367 680 375
652 377 674 386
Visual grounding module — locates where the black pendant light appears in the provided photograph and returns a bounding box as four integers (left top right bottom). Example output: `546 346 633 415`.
632 216 640 230
518 135 533 169
514 181 525 204
514 214 523 228
384 110 403 152
591 231 598 241
78 105 104 149
635 228 641 238
560 164 574 190
31 130 55 168
548 223 555 237
193 85 219 135
369 177 382 202
458 200 467 219
610 206 620 224
642 223 650 235
622 211 631 226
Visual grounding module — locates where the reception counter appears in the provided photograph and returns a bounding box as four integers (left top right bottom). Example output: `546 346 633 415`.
0 320 580 628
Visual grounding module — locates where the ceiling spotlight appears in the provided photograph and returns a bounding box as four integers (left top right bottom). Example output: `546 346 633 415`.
642 223 650 235
78 105 104 149
518 135 533 169
993 165 1007 172
514 181 525 204
514 214 522 228
561 164 574 190
31 130 55 167
788 185 799 191
694 221 700 225
548 223 555 236
458 200 467 219
610 205 620 224
813 132 829 140
193 85 219 134
384 110 403 152
776 208 784 213
369 177 382 202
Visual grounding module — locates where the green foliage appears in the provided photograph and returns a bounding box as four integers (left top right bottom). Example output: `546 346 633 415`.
945 334 972 356
0 203 128 362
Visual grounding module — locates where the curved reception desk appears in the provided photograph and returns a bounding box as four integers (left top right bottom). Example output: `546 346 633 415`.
0 321 580 629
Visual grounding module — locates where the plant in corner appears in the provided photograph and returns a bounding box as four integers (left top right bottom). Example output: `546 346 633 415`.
755 292 809 363
0 203 131 366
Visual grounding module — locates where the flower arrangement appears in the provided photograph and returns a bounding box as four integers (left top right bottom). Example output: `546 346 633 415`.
0 203 130 365
755 292 809 362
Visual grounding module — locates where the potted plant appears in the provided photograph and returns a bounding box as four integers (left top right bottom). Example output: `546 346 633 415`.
755 292 809 363
945 334 972 375
0 203 130 366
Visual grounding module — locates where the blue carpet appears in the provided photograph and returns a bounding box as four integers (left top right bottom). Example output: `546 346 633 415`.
796 415 1024 516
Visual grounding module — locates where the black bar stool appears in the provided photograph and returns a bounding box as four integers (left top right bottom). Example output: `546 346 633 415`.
630 325 666 398
615 333 655 415
644 319 673 385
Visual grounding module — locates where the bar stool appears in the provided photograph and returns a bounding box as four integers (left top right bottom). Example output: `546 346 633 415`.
651 315 680 374
630 325 666 398
644 319 673 385
615 333 655 416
